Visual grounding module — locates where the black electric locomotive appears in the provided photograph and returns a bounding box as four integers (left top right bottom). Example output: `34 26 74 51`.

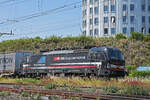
22 46 126 78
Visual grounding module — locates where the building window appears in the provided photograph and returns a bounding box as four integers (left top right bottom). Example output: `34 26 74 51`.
83 31 86 35
104 5 108 12
90 18 93 25
94 18 99 25
141 4 145 11
122 27 127 34
111 16 115 23
130 27 134 33
122 4 127 11
90 0 93 4
104 28 108 35
148 5 150 11
142 16 145 23
141 27 145 34
94 29 99 36
82 0 87 6
90 8 93 14
130 16 135 23
90 30 93 36
104 17 108 23
111 28 116 34
83 9 87 17
94 7 99 15
111 5 116 12
123 16 127 23
95 0 99 3
82 20 86 28
130 4 134 11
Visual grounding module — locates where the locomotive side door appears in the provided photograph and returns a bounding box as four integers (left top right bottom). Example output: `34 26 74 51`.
89 51 107 76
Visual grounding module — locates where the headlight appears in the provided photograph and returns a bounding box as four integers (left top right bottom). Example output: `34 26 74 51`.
111 64 117 68
120 66 125 69
23 64 29 67
107 64 111 68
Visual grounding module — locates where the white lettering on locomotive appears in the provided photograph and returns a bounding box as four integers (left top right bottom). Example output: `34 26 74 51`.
60 56 86 60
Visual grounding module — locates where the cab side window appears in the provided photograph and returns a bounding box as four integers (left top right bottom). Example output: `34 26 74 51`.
38 56 46 64
90 52 97 61
98 52 106 61
89 52 106 61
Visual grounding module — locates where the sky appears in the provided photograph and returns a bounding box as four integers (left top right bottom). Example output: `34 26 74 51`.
0 0 82 42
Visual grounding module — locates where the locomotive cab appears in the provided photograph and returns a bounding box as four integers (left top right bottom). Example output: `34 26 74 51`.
90 47 125 77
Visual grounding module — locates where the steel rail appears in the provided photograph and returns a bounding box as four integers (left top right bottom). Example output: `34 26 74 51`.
0 82 150 99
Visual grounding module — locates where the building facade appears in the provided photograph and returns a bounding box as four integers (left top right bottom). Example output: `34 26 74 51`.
82 0 150 37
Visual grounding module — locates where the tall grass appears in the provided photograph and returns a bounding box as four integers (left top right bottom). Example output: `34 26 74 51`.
0 77 150 93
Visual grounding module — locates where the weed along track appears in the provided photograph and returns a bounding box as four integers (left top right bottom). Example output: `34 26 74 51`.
0 84 150 100
1 77 150 99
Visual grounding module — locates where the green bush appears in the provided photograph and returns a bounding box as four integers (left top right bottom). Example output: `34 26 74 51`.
126 65 137 74
130 32 144 41
69 85 82 92
130 70 150 77
21 92 30 97
115 33 127 40
120 85 149 96
0 91 10 96
49 95 62 100
31 93 41 100
144 34 150 41
45 83 57 89
102 84 149 96
102 85 119 93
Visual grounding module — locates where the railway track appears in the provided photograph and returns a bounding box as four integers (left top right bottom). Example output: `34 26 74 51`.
0 82 102 89
0 83 150 100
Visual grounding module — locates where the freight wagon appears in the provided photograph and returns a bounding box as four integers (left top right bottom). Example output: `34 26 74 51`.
0 52 32 76
23 46 126 78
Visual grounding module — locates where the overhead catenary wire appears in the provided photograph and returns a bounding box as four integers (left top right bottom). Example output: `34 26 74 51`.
0 0 27 6
0 3 81 34
18 16 81 32
0 0 34 6
0 0 16 5
6 0 32 6
17 1 81 21
0 1 81 26
20 7 81 35
13 5 81 31
16 7 81 36
0 0 82 40
0 2 81 38
17 22 80 36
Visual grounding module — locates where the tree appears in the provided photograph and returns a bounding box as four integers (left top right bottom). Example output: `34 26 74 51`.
115 33 126 40
144 34 150 41
130 32 144 41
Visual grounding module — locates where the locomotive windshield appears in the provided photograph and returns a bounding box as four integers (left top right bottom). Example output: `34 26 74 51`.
108 49 124 60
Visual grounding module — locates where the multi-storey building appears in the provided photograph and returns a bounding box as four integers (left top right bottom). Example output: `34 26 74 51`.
82 0 150 37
